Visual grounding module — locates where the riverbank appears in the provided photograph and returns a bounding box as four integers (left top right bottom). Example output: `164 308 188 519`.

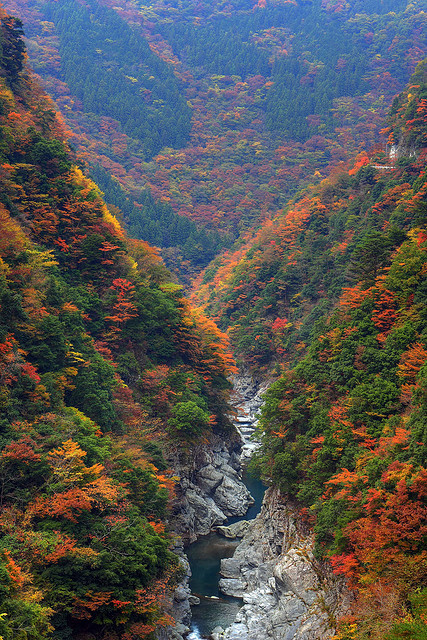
155 372 267 639
158 372 350 640
218 487 351 640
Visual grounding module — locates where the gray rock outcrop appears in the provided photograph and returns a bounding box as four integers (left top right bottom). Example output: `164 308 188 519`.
157 432 254 640
170 436 254 543
216 520 250 539
219 487 351 640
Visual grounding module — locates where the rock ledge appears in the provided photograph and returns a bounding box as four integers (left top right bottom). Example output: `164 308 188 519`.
219 487 351 640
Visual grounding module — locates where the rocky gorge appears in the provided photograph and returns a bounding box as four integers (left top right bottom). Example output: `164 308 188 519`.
217 487 351 640
156 432 254 640
159 374 350 640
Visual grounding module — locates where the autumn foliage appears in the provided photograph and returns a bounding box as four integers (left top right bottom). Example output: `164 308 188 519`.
251 64 427 639
0 19 236 640
3 0 426 283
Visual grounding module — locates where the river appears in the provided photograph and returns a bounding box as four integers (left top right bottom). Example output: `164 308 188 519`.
186 469 266 639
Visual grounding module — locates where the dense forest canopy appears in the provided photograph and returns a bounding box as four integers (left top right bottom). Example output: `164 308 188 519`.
0 17 236 639
45 0 192 157
2 0 426 281
0 2 426 640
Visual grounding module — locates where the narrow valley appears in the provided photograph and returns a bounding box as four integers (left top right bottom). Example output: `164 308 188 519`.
0 3 426 640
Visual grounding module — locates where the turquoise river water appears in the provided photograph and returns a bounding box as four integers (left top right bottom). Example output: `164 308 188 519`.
186 470 266 639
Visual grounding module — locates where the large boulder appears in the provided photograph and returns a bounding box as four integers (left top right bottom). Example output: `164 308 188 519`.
216 520 250 539
214 475 254 517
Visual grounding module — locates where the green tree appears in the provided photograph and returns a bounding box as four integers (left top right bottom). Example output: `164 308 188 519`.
348 232 392 288
169 401 211 437
0 17 25 86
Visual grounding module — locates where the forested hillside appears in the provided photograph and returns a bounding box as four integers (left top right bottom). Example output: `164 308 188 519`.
0 15 236 640
1 1 427 639
2 0 426 280
194 62 427 638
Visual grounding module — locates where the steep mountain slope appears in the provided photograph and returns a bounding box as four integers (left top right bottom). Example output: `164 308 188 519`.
1 4 427 640
0 16 236 640
3 0 427 281
196 62 427 638
193 62 427 370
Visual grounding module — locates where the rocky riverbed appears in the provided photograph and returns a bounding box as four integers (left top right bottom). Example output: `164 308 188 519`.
158 438 258 638
157 437 253 640
156 434 254 639
230 371 269 462
157 372 266 640
157 372 350 640
167 369 268 547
